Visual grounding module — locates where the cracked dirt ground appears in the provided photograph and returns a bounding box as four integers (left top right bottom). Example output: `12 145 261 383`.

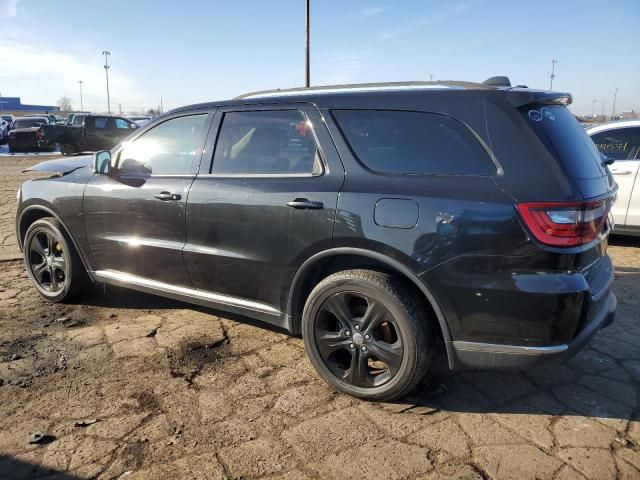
0 155 639 480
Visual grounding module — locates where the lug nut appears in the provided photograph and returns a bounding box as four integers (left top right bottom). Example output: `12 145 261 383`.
364 334 370 340
354 325 361 331
345 330 351 336
361 346 367 352
349 343 355 349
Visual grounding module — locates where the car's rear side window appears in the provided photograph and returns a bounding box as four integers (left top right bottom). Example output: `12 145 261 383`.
211 110 323 175
332 109 495 175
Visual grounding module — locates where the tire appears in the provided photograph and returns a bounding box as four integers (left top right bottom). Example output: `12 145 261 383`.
302 269 433 401
23 217 88 302
60 143 76 156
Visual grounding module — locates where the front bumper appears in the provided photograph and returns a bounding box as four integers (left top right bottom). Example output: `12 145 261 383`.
450 291 616 369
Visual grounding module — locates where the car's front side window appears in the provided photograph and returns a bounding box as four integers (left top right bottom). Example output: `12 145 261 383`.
211 110 323 176
591 127 640 161
117 114 207 175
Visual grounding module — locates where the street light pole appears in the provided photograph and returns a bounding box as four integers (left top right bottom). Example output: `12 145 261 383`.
305 0 310 88
102 51 111 114
592 98 597 118
612 88 619 120
549 59 558 90
78 80 84 112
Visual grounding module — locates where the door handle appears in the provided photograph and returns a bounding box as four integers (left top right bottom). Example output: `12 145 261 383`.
287 198 324 210
154 191 181 201
610 169 633 176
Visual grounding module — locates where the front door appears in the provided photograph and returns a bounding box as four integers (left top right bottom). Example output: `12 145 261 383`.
84 111 212 285
184 105 344 314
591 126 640 227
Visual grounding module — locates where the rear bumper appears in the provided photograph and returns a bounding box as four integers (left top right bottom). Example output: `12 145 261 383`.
450 291 616 369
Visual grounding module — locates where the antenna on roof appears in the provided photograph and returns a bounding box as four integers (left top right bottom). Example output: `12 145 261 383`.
482 76 511 87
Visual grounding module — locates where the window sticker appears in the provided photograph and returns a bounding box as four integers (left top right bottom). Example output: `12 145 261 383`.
529 108 556 122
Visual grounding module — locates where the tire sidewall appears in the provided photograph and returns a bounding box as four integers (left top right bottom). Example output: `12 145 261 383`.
303 276 420 400
23 219 74 302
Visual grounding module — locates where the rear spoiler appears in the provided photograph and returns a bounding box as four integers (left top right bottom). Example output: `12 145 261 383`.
506 88 573 108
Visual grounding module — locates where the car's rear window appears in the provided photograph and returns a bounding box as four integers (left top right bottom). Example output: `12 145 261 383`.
520 105 606 180
332 109 495 176
13 119 45 128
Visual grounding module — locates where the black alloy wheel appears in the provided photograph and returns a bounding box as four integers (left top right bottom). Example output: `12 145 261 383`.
23 217 87 302
314 291 404 388
303 269 432 401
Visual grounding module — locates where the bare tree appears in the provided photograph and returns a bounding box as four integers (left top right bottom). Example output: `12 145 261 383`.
57 96 73 112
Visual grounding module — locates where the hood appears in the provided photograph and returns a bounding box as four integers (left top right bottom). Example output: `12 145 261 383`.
23 155 92 176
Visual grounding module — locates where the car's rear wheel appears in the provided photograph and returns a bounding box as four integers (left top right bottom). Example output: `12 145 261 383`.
302 269 433 401
60 143 76 156
23 217 88 302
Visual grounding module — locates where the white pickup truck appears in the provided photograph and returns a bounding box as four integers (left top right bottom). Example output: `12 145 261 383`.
588 120 640 236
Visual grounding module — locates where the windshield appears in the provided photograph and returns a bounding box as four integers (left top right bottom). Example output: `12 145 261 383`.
521 105 606 180
13 118 46 129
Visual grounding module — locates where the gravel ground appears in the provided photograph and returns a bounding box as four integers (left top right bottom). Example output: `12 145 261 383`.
0 155 639 480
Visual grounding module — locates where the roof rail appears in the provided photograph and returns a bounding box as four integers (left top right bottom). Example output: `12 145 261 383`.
234 80 473 99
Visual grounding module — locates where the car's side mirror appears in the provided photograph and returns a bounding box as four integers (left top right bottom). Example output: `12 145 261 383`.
94 150 112 174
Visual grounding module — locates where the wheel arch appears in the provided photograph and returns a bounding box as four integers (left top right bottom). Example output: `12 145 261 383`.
17 204 93 276
287 247 456 369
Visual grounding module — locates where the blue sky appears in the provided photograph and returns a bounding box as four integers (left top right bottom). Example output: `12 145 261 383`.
1 0 638 115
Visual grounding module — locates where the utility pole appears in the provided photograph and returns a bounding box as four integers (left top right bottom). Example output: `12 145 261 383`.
429 74 435 81
102 50 111 114
612 88 619 120
160 97 163 114
78 80 84 111
592 98 597 118
601 100 605 121
305 0 310 88
549 59 558 90
118 103 122 114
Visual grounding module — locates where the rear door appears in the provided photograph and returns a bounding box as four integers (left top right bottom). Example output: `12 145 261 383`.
184 104 344 315
589 126 640 228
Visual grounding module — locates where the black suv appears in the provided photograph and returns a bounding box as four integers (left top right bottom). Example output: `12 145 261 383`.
16 79 617 400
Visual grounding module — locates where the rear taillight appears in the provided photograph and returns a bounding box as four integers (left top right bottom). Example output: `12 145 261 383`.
36 128 44 140
516 198 613 247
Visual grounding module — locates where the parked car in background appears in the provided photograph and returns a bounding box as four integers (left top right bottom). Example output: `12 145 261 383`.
0 119 7 144
40 114 137 154
16 79 617 400
1 114 15 129
66 112 90 125
588 120 640 236
128 115 153 127
7 116 53 153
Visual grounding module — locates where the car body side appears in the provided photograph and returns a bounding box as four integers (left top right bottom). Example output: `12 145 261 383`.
16 88 616 370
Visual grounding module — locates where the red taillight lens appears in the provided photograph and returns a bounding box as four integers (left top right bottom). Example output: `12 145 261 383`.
516 198 613 247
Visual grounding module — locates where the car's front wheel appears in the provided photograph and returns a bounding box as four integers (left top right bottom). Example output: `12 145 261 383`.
23 217 88 302
302 269 433 401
